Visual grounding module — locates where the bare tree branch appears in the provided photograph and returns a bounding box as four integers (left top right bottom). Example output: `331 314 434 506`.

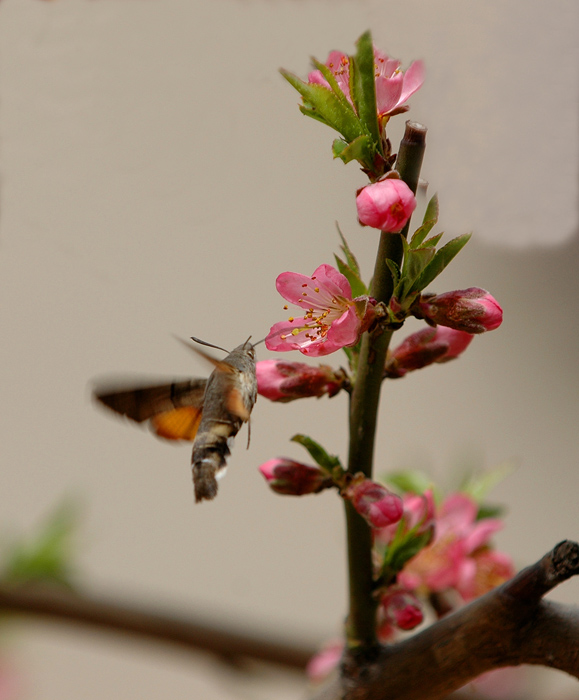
311 540 579 700
0 582 316 669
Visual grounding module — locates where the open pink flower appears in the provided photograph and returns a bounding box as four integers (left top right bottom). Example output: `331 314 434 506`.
308 47 424 120
265 264 375 357
357 179 417 232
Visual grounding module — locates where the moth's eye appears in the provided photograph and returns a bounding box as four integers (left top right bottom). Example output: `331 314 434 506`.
247 348 255 359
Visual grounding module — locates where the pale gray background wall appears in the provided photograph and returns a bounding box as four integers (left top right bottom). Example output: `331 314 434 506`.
0 1 577 698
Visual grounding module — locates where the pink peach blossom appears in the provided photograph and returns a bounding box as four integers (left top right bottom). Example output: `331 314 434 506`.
357 179 417 232
344 479 403 529
266 264 375 357
308 47 424 119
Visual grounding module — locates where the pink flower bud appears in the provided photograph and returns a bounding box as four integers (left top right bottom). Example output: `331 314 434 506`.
416 288 503 334
385 326 474 378
259 458 332 496
344 479 403 528
356 179 417 233
381 589 423 631
256 360 344 403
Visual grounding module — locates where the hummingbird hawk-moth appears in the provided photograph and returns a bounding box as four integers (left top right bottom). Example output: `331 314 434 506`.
93 337 258 502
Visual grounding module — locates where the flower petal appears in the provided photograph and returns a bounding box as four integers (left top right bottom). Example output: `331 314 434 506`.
398 60 425 105
375 71 404 116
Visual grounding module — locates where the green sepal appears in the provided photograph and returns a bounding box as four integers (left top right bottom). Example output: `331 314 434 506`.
1 501 79 588
408 233 472 294
291 434 343 472
280 69 363 143
350 31 382 153
385 470 433 495
334 134 375 167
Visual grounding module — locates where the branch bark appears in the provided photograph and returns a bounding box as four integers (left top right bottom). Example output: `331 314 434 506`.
0 582 315 669
312 540 579 700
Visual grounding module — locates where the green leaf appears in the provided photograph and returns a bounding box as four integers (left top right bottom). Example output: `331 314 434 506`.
334 134 375 167
384 470 433 494
410 195 440 248
350 31 382 151
281 69 364 143
477 503 506 521
409 233 472 294
311 57 353 111
337 226 361 277
334 254 367 298
404 247 436 288
460 460 516 503
386 529 433 573
422 232 444 248
291 434 343 472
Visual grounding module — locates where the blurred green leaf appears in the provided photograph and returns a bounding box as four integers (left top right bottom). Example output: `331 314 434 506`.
1 500 80 588
385 470 433 495
460 460 516 503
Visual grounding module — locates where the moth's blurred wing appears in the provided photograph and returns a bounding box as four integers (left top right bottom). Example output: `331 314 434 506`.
93 378 207 422
150 406 203 441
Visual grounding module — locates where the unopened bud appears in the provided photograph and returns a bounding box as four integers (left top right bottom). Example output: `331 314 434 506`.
381 589 423 631
416 288 503 334
256 360 344 402
356 179 417 233
385 326 473 378
344 479 403 528
259 458 332 496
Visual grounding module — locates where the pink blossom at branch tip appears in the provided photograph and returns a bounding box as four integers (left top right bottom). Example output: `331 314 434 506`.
259 458 331 496
417 288 503 334
265 264 376 357
344 479 403 528
384 326 474 378
356 179 417 232
308 47 424 119
256 360 344 402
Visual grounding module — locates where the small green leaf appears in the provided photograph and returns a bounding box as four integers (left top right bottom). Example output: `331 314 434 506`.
410 195 440 248
337 226 361 277
334 254 367 298
334 134 375 167
350 31 382 151
476 503 506 521
460 460 516 503
311 57 353 111
422 232 444 248
291 434 343 472
386 529 433 573
409 233 472 294
385 470 433 494
404 247 436 287
281 69 364 143
422 194 439 226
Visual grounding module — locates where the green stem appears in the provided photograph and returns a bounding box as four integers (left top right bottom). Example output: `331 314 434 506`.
344 121 427 649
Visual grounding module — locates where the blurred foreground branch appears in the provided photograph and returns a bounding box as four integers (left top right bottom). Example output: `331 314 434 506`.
0 581 315 669
313 540 579 700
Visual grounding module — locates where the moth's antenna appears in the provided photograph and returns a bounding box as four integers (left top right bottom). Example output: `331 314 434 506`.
190 336 230 354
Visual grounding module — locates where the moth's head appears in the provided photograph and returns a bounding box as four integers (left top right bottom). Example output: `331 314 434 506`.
242 336 265 360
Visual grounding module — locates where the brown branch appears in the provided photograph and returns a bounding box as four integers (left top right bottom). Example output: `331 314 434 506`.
0 582 316 669
311 541 579 700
